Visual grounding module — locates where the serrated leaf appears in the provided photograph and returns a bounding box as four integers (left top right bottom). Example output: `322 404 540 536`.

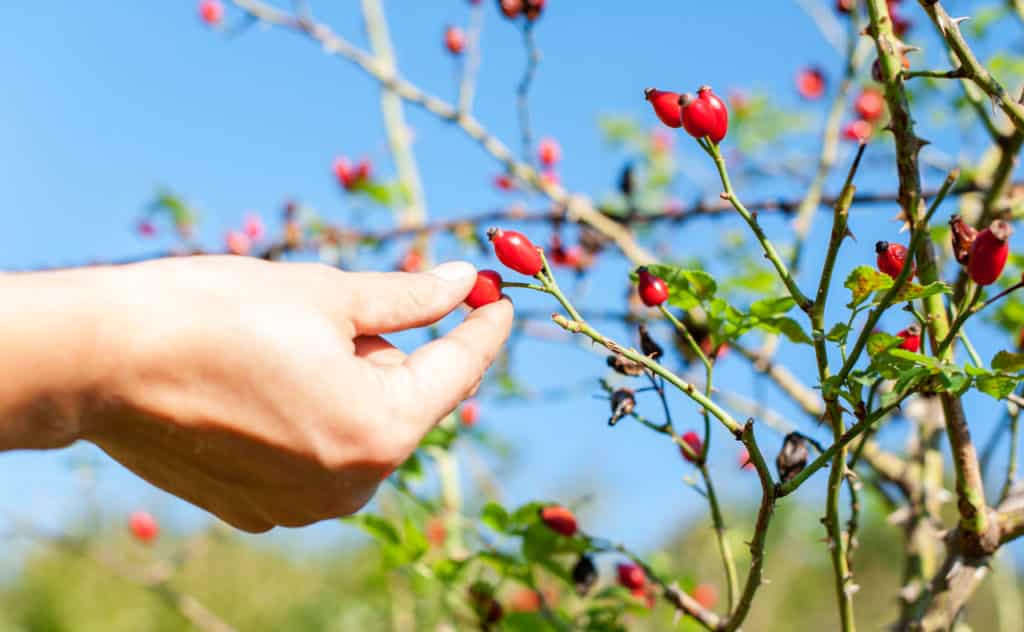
992 350 1024 372
883 281 950 305
845 266 893 307
975 374 1020 400
767 316 813 345
888 349 939 367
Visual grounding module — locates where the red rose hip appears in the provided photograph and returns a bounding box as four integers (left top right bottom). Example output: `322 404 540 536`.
897 324 921 352
539 505 578 536
444 26 465 55
538 137 561 167
843 119 873 142
680 86 728 143
796 66 826 100
465 269 503 308
680 430 702 462
129 510 159 544
968 220 1013 286
487 228 543 276
199 0 224 26
617 563 646 590
854 88 885 122
636 267 669 307
876 241 914 279
644 88 683 129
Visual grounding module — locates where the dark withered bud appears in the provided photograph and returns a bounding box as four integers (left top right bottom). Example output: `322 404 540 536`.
469 582 503 626
776 433 809 483
618 162 635 198
949 214 978 265
607 354 645 377
524 0 545 21
609 388 636 426
571 554 598 596
639 323 663 360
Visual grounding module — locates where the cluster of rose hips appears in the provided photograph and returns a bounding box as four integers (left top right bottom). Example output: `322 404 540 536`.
497 0 545 21
644 86 729 144
843 87 886 142
224 213 266 256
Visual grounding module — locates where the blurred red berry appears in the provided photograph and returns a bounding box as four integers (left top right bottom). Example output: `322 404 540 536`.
243 213 265 241
199 0 223 26
540 505 578 536
795 66 826 100
681 431 703 462
854 88 885 122
510 589 541 613
333 157 371 191
843 119 873 142
398 249 424 273
128 510 159 544
499 0 523 18
538 137 561 167
425 516 447 547
738 448 755 470
494 174 516 191
651 128 674 153
226 230 251 256
539 170 560 188
137 219 156 238
460 399 481 426
617 563 646 590
444 26 466 55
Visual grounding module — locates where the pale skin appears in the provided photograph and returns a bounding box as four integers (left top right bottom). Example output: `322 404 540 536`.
0 256 513 532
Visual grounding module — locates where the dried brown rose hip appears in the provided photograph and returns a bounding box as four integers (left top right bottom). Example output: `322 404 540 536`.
776 432 809 483
609 388 635 426
572 554 599 596
949 214 978 265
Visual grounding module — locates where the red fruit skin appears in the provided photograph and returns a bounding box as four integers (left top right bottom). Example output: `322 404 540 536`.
510 589 542 613
875 241 914 279
897 328 921 352
796 67 826 100
460 399 480 426
644 89 682 129
698 86 729 143
538 138 561 167
199 0 223 25
738 448 755 470
854 89 885 122
398 249 424 273
488 228 543 276
968 220 1012 286
617 563 646 590
465 270 503 308
540 505 578 536
494 174 515 191
444 26 465 55
680 431 703 462
637 268 669 307
499 0 523 18
843 119 873 141
425 517 447 547
129 511 159 544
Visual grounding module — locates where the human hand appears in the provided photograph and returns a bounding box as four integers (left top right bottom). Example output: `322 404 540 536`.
39 256 512 531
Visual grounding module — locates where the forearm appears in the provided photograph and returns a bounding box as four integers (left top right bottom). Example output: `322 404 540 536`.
0 268 111 450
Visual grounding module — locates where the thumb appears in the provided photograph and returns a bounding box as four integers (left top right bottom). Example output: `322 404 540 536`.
343 261 478 336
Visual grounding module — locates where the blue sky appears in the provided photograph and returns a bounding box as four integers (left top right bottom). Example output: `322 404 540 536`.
1 0 1022 568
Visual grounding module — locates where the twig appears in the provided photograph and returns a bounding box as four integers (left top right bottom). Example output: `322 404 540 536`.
516 23 541 162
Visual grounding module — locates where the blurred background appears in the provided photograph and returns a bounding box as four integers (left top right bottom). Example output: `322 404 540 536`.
1 1 1023 630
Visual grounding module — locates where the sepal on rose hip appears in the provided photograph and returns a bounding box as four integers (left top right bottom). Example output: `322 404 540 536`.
967 220 1013 286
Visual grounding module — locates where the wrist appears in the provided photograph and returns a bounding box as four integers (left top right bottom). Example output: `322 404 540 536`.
0 267 119 449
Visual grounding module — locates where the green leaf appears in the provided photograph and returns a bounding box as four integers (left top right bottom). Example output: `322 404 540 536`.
480 502 510 533
884 281 951 305
992 350 1024 372
826 322 852 344
845 266 893 308
888 349 939 367
766 316 813 345
867 332 903 357
749 296 795 318
344 514 401 546
975 373 1020 400
509 502 544 531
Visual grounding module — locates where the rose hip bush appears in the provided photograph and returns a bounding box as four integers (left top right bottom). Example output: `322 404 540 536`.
8 1 1024 631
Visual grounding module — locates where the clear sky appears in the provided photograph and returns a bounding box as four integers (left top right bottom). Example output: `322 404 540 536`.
1 0 1021 565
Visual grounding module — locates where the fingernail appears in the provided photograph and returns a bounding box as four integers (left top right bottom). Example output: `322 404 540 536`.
429 261 476 282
